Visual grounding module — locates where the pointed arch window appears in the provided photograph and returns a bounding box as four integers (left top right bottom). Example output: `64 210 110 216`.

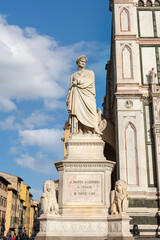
138 0 144 6
146 0 152 6
155 0 160 6
125 123 138 185
120 8 130 32
122 45 133 79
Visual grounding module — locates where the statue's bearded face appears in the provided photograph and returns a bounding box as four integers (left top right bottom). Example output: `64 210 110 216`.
77 59 86 68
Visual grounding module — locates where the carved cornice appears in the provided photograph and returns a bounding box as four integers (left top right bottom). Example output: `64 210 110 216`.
63 163 113 169
115 93 143 99
66 142 104 146
114 35 137 40
55 160 115 172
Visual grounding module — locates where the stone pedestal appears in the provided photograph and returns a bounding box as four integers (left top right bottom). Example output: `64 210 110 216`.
107 214 134 240
36 134 115 240
55 134 115 216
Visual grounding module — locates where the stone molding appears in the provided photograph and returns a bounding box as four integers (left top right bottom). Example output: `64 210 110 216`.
66 142 104 146
55 160 115 172
115 93 143 99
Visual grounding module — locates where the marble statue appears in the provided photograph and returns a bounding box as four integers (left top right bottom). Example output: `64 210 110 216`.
41 180 58 215
149 68 157 83
66 55 101 135
110 180 129 215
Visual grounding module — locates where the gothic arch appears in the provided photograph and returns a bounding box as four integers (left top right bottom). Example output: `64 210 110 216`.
122 45 133 79
155 0 160 6
120 8 130 32
138 0 144 6
146 0 152 6
125 122 138 185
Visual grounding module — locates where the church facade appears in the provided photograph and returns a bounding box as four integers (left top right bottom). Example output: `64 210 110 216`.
103 0 160 235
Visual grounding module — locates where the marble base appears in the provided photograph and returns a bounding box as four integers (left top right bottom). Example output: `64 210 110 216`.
37 134 116 240
36 215 108 240
36 237 107 240
107 214 134 240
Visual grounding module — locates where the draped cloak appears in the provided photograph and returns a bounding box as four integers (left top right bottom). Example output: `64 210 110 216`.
66 69 98 130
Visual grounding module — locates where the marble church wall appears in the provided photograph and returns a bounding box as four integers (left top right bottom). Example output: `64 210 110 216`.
104 0 160 235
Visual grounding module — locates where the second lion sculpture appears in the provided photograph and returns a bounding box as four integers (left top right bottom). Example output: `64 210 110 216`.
110 179 129 215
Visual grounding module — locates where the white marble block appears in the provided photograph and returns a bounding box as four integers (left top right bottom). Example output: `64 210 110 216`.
108 214 134 240
65 134 106 160
37 215 108 238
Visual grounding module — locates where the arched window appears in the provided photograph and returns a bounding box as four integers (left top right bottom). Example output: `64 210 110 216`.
146 0 152 6
125 123 138 185
155 0 160 6
138 0 144 6
120 8 130 32
122 45 132 79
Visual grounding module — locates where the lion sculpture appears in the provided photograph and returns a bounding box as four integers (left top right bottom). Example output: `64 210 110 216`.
41 179 58 215
110 179 129 215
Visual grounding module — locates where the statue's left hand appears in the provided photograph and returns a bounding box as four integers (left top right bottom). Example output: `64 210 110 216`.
72 79 77 86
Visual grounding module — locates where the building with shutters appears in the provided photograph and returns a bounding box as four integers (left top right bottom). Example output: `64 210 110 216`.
0 176 10 235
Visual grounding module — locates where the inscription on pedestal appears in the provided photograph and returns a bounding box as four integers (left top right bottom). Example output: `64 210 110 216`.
67 174 102 202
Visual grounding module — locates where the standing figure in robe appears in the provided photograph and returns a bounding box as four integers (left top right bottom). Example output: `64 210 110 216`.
66 55 100 134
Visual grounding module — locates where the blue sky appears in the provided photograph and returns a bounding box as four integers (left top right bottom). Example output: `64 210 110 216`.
0 0 112 201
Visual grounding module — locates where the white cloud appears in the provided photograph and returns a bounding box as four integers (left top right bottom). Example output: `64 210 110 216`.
30 188 42 202
0 17 64 100
19 128 64 155
0 97 17 112
44 99 66 110
0 15 108 112
15 151 54 174
10 146 21 155
0 111 53 131
0 116 20 130
22 110 53 129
